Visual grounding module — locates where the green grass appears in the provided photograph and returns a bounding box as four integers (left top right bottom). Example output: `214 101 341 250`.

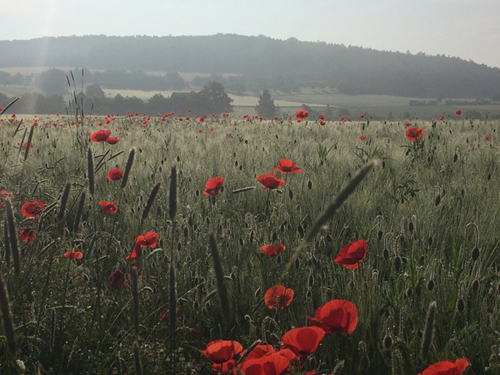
0 111 498 374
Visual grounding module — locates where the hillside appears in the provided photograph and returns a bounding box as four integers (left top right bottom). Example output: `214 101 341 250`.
1 34 500 99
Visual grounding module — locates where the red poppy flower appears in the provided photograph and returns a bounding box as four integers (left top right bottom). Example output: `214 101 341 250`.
126 243 142 261
99 200 118 214
282 327 325 357
21 200 44 219
485 135 491 140
334 239 367 269
264 285 294 310
418 359 469 375
157 306 179 322
318 114 325 120
142 120 149 125
22 142 33 150
439 116 445 121
90 130 111 142
295 110 309 122
359 135 368 140
62 250 83 259
199 340 244 363
0 190 14 199
320 121 326 125
244 343 277 359
107 169 124 181
236 351 291 375
404 122 411 127
360 114 365 118
470 143 475 148
203 176 224 196
307 299 358 334
273 159 302 174
108 270 126 289
456 110 462 116
199 117 205 122
19 227 36 243
260 244 286 257
257 173 285 190
135 231 159 248
406 127 424 142
106 137 120 144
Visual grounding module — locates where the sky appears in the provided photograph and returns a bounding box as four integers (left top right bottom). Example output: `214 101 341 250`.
2 0 500 69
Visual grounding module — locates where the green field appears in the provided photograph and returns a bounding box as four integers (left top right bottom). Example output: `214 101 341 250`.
0 104 498 374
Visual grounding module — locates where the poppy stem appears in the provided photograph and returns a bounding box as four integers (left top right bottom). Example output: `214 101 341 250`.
264 189 271 216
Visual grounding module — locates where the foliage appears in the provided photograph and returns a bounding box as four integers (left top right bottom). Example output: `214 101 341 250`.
255 89 276 118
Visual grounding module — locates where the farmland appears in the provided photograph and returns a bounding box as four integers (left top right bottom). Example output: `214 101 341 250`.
0 103 499 374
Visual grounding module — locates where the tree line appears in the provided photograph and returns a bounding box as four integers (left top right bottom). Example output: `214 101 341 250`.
1 35 500 99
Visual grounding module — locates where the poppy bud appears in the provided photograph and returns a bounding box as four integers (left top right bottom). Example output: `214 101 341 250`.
382 161 386 169
416 284 422 297
378 230 383 241
383 248 389 260
183 227 189 238
195 189 199 197
349 281 355 289
297 225 304 238
239 237 244 246
193 300 199 310
326 234 333 242
471 247 480 261
383 335 393 350
280 224 285 233
295 258 300 269
408 222 414 232
472 279 480 293
405 285 413 298
428 236 433 246
456 298 465 312
249 231 254 243
454 154 458 162
308 180 313 190
461 188 465 198
427 279 435 291
289 189 293 200
272 232 278 242
394 256 402 271
308 274 314 288
276 254 281 264
239 165 243 170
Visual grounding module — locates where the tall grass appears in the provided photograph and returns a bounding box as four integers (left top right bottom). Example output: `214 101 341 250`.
0 111 498 374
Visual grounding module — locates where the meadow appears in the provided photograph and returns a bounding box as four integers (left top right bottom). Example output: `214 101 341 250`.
0 103 499 375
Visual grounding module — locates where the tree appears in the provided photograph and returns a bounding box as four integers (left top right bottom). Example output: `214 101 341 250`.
255 90 276 119
197 81 233 115
85 84 106 100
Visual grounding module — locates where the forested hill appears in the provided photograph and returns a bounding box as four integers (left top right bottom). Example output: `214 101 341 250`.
1 34 500 99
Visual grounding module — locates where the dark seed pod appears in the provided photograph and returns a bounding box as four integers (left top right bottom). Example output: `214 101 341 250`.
294 258 300 269
471 247 480 261
472 279 480 293
383 335 393 350
383 248 389 260
308 180 312 190
276 254 281 264
326 234 333 242
405 285 413 298
382 161 386 169
461 188 465 198
435 195 441 206
280 224 285 233
456 298 465 312
426 279 435 291
195 189 199 197
488 173 491 181
408 222 414 232
297 225 304 238
394 256 402 271
183 227 189 238
272 232 278 242
454 154 458 162
289 189 293 200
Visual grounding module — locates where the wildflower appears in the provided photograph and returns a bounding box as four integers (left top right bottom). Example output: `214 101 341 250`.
22 200 44 219
360 114 365 118
264 285 294 309
108 270 126 289
62 250 83 259
359 135 368 140
282 327 325 357
273 159 302 174
405 122 411 127
295 110 309 122
456 110 462 115
406 127 424 142
334 239 367 269
22 142 33 150
260 244 286 257
106 137 120 144
203 177 224 197
236 352 291 375
200 340 243 372
99 200 118 214
257 173 285 190
90 130 111 142
19 227 36 243
307 299 358 334
107 169 124 181
318 114 325 120
418 359 469 375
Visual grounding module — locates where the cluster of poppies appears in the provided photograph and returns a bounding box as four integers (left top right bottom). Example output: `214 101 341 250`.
89 129 120 144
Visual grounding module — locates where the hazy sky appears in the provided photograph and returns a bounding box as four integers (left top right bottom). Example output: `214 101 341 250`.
2 0 500 68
